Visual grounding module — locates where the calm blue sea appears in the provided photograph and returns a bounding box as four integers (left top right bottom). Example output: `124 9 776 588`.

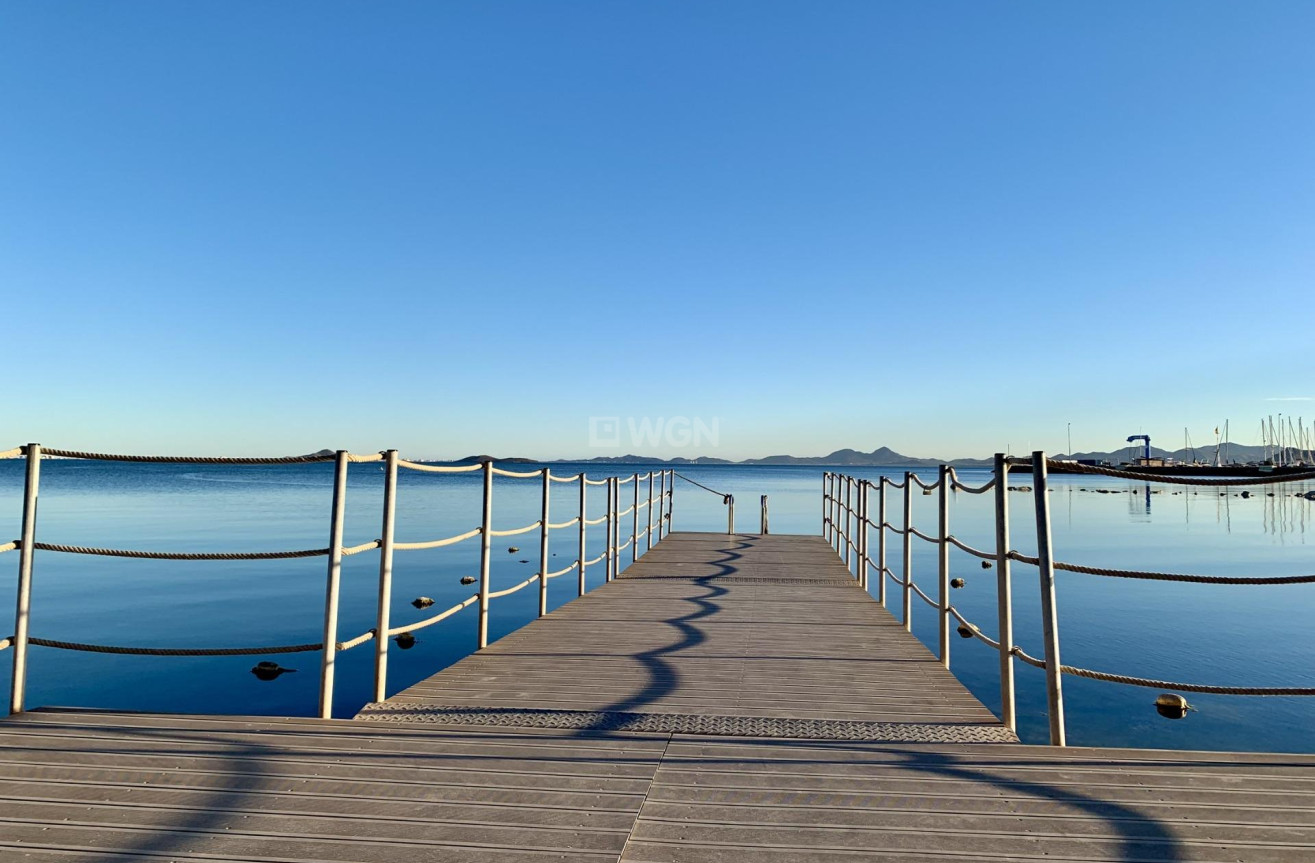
0 459 1312 753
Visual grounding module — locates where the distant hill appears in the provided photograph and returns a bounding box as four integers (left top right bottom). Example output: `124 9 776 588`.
412 442 1274 468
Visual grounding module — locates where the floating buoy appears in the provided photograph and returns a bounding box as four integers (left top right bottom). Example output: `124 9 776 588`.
981 560 993 570
251 661 295 681
460 575 476 585
950 577 966 589
1240 491 1251 499
922 489 932 496
412 596 435 609
1154 693 1193 720
956 624 974 639
394 632 416 650
518 559 529 564
507 546 520 553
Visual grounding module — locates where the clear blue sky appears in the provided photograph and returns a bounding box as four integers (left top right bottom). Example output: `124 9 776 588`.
3 2 1311 460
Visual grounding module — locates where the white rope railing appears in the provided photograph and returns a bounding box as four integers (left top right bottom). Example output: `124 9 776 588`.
1 444 679 720
393 527 482 551
827 453 1315 746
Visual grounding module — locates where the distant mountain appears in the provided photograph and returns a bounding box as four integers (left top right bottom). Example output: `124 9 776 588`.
415 442 1276 468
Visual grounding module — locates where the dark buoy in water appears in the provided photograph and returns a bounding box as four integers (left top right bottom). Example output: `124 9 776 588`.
1154 693 1193 719
956 624 974 639
412 596 435 609
507 546 520 553
394 632 417 650
519 559 529 563
981 560 993 570
460 575 476 585
950 577 966 589
251 661 295 681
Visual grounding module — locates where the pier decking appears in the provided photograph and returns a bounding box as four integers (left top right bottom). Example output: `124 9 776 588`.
1 532 1313 861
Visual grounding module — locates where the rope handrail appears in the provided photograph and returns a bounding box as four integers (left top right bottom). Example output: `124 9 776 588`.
388 594 479 636
583 477 610 486
549 473 582 483
490 467 546 479
1048 459 1315 486
882 521 910 536
487 521 542 538
908 527 939 543
949 472 997 495
395 459 483 473
0 447 24 460
1007 644 1315 695
0 636 10 651
0 540 21 555
544 561 579 579
29 542 330 561
617 538 633 552
341 540 382 556
583 552 607 565
547 517 580 529
885 479 907 489
487 574 540 599
909 580 938 608
673 472 730 500
23 630 376 656
30 447 352 465
615 475 636 485
947 607 1003 650
1006 551 1315 585
945 535 996 560
583 515 608 526
616 505 635 517
394 527 482 551
908 474 940 490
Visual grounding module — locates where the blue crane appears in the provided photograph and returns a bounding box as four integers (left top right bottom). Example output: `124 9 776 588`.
1126 434 1151 460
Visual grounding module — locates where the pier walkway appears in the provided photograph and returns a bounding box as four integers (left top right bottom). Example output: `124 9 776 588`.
1 533 1313 861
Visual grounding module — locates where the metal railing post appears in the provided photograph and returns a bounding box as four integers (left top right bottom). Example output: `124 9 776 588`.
667 469 674 534
577 476 587 596
821 472 829 539
993 453 1016 733
606 477 615 581
632 473 639 565
538 468 551 617
647 472 655 552
843 476 852 570
902 471 913 632
658 470 667 539
372 449 398 704
858 481 868 587
9 443 42 715
477 460 493 649
761 494 769 535
318 450 349 719
877 477 887 606
937 463 951 669
726 495 735 535
1032 451 1066 746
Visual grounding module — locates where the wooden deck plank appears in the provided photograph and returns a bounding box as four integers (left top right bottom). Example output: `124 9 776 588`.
3 532 1313 862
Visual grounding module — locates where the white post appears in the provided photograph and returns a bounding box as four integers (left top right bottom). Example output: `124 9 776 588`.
843 477 852 570
646 472 654 552
606 477 615 581
761 494 769 535
902 471 913 632
372 449 398 704
1032 451 1066 746
821 472 829 539
577 476 587 596
632 473 639 565
318 450 349 719
859 480 869 587
667 469 674 534
9 443 41 715
477 460 493 649
538 468 551 617
726 495 735 535
993 453 1016 733
877 477 887 606
938 463 951 669
658 470 667 539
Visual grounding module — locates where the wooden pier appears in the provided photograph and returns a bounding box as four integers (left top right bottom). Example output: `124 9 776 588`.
2 532 1314 861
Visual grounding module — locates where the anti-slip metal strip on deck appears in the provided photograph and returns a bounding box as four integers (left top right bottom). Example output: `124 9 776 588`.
356 703 1021 743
